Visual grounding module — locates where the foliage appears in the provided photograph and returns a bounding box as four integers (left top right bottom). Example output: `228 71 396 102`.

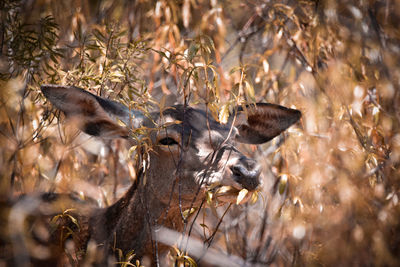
1 0 400 266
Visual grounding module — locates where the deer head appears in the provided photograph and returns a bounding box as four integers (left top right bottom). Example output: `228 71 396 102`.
40 84 301 262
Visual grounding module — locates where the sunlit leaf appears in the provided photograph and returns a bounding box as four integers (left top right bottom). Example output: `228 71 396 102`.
206 191 213 204
65 214 80 229
244 80 255 102
182 255 197 267
182 207 196 219
236 188 249 205
279 175 288 195
218 103 230 124
250 191 259 204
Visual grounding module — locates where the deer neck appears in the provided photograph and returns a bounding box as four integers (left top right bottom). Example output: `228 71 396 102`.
88 171 186 260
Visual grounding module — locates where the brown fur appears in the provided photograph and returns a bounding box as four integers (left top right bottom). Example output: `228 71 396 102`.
1 85 301 265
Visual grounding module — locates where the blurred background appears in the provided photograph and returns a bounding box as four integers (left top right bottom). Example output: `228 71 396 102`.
1 0 400 266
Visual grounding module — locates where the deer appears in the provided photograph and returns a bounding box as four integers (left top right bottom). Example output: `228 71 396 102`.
3 84 301 266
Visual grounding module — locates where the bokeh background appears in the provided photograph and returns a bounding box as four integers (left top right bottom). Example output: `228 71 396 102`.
1 0 400 266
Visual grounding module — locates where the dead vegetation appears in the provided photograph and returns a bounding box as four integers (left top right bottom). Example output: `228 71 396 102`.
1 0 400 266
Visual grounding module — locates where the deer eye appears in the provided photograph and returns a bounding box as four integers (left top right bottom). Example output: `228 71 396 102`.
158 137 179 146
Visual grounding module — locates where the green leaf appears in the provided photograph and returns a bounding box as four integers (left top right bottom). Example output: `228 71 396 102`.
188 43 199 62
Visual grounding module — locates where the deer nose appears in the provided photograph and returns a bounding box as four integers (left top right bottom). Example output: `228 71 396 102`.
230 160 261 191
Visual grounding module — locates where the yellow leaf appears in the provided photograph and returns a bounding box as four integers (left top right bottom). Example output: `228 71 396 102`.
215 185 234 194
236 188 249 205
162 120 182 127
182 207 196 219
263 60 270 73
63 208 76 214
116 118 127 127
244 80 255 101
128 146 137 157
183 255 198 267
250 192 259 204
218 103 230 124
66 214 79 229
279 174 288 195
206 191 213 204
170 246 181 256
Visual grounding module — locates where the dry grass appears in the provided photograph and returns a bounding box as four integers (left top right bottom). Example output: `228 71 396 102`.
1 0 400 266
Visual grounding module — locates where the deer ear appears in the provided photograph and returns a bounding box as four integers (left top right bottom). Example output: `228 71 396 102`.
41 85 133 139
233 103 301 144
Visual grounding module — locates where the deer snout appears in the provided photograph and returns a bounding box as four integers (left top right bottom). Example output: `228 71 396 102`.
230 159 261 191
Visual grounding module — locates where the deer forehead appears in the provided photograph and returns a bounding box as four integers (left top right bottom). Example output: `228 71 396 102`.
154 107 237 143
194 129 234 156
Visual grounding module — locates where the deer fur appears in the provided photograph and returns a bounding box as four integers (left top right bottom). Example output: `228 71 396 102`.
3 84 301 266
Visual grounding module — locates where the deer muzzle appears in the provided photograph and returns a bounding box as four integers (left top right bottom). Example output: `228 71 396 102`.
230 159 261 191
